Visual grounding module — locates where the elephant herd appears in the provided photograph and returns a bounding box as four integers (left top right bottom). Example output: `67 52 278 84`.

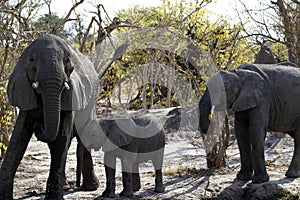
1 34 300 199
0 34 164 199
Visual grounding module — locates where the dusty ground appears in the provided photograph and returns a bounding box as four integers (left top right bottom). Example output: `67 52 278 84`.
1 108 300 199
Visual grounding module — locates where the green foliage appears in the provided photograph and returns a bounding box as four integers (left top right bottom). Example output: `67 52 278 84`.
0 38 16 157
98 0 255 110
117 0 255 70
33 14 70 38
271 42 289 61
0 77 13 158
186 10 255 69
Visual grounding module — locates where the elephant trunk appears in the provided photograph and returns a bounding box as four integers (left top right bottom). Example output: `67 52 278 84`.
199 89 213 134
35 79 62 143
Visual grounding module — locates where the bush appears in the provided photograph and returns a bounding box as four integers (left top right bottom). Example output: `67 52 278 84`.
0 80 14 158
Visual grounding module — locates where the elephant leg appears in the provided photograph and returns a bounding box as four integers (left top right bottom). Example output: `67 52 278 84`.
75 136 84 188
120 171 133 197
120 158 134 197
132 162 141 191
102 152 116 198
152 153 165 193
0 111 33 200
75 135 99 191
62 137 75 191
117 143 138 197
154 169 164 193
45 111 73 200
81 145 99 190
235 112 253 181
286 130 300 178
248 108 269 183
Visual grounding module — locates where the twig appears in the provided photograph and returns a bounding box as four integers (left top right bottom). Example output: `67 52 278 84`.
51 0 85 34
79 16 96 52
181 0 211 22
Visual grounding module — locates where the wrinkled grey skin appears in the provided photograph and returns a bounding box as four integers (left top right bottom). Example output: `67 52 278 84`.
0 34 101 200
199 63 300 183
99 114 165 198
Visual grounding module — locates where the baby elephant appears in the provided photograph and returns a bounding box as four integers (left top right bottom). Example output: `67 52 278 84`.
99 114 165 198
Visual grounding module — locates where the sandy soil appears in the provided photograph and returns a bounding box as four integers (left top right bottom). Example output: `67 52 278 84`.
1 109 300 200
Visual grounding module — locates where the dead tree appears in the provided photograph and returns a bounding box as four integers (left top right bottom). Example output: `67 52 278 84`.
239 0 300 66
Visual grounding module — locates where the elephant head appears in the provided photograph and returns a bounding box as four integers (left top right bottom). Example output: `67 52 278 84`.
199 67 268 134
7 34 96 143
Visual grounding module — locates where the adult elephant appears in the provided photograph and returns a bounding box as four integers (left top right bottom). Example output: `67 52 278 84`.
0 34 104 199
199 63 300 183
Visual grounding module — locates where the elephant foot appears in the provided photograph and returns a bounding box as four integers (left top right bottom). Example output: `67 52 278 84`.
0 183 13 200
45 197 64 200
252 172 269 183
236 170 253 182
285 167 300 178
0 182 13 200
45 189 64 200
0 176 13 200
0 193 13 200
154 185 165 193
45 195 64 200
132 175 141 191
132 183 141 192
81 177 99 191
120 189 134 197
101 189 115 198
80 183 99 191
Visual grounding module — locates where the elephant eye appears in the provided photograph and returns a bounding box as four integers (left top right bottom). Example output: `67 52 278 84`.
65 58 74 77
65 57 73 67
29 57 34 62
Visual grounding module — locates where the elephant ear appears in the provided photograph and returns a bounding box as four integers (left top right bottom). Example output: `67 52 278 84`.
232 69 268 112
102 118 136 152
61 48 99 111
7 49 38 110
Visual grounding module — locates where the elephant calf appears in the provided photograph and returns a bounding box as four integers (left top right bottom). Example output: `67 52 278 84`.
99 114 165 198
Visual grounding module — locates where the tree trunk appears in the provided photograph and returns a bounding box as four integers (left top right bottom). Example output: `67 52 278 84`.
206 115 230 168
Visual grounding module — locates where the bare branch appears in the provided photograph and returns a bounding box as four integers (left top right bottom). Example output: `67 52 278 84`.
51 0 85 34
181 0 212 22
79 16 96 52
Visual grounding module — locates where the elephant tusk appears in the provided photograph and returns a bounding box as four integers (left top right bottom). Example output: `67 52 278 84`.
32 81 39 89
64 82 70 91
208 105 215 120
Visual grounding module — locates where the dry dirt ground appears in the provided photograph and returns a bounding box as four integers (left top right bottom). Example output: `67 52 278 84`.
1 109 300 200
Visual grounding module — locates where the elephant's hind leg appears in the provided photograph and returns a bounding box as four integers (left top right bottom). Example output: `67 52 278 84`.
286 130 300 178
81 145 99 190
75 135 99 191
120 158 134 197
0 111 33 200
152 151 165 193
132 162 141 191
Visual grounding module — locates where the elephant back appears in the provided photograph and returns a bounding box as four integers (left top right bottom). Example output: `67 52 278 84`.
101 114 164 152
